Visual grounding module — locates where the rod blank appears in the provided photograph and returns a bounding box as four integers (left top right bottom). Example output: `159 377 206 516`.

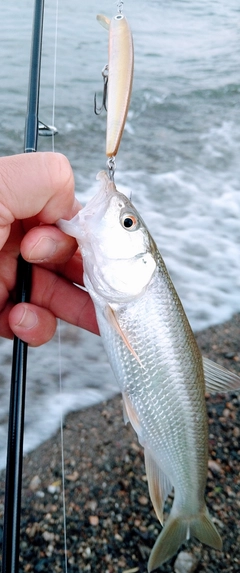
2 2 45 572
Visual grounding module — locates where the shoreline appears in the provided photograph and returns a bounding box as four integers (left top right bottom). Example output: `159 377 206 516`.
0 314 239 572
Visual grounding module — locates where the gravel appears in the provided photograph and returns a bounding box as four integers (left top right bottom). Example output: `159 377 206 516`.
0 314 239 572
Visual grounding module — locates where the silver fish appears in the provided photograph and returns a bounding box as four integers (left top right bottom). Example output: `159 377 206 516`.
58 171 240 571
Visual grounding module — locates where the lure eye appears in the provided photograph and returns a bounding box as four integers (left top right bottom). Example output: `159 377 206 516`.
120 211 139 231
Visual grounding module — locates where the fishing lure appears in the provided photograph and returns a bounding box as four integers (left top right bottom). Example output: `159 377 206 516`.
96 9 134 177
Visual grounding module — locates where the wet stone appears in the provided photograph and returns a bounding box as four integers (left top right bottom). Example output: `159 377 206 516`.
174 551 198 573
0 312 239 573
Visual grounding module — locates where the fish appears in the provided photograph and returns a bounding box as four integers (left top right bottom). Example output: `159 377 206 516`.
97 13 134 158
58 171 240 571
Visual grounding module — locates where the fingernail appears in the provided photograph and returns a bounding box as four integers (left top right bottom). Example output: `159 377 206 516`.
14 306 38 330
29 237 57 261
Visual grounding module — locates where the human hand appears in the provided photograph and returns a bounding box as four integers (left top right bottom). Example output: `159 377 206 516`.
0 152 98 346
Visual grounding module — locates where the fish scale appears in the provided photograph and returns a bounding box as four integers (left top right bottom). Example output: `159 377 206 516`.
94 257 208 500
57 171 239 570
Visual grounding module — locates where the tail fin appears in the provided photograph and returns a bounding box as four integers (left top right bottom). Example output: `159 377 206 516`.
148 507 222 572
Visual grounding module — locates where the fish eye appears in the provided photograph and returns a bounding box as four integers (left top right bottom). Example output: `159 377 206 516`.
120 211 139 231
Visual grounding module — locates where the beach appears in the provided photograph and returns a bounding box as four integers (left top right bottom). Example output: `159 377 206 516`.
0 314 239 573
1 0 240 465
0 2 240 570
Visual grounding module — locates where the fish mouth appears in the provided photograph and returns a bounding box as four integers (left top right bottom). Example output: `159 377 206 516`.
78 174 120 234
78 189 109 229
80 173 115 221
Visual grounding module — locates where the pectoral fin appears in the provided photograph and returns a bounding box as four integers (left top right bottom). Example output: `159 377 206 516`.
144 448 172 525
203 357 240 394
106 305 144 367
97 14 110 30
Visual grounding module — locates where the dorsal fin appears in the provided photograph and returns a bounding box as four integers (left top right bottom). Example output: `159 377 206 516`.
203 357 240 394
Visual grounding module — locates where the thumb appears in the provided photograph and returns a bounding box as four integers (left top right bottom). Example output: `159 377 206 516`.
0 152 77 248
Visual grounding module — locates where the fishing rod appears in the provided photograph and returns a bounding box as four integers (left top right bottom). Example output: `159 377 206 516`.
2 1 45 571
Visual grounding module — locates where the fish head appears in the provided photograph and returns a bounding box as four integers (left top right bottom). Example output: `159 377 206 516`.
58 171 157 302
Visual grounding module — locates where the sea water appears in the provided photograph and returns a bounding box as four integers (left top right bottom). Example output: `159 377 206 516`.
0 0 239 467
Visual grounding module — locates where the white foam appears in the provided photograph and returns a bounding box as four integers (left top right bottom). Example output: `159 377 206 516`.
2 127 238 468
0 325 118 470
75 157 240 334
1 0 240 466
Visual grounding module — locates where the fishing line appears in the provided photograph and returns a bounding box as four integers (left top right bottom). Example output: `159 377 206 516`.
51 1 69 571
51 0 59 153
58 320 68 573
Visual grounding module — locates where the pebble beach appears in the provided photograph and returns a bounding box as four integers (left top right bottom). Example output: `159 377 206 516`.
0 314 239 573
1 2 240 571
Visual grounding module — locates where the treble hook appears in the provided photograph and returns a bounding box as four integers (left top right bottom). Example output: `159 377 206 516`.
94 64 108 115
